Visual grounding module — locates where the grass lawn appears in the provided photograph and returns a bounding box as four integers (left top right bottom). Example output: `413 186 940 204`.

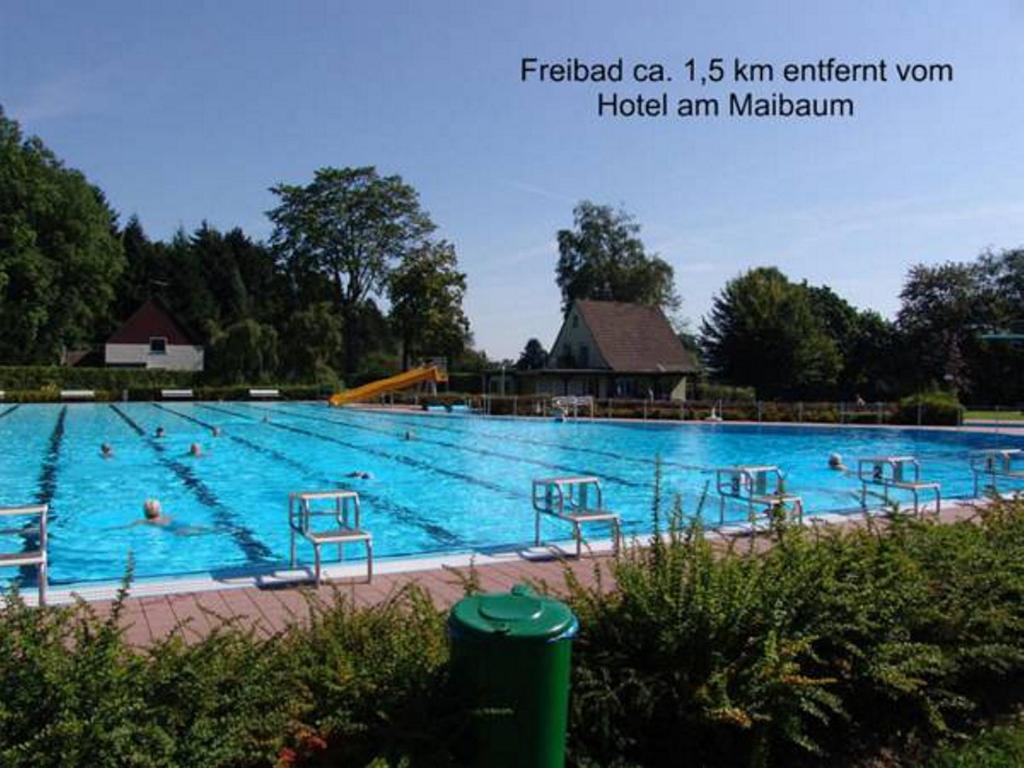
965 409 1024 422
929 723 1024 767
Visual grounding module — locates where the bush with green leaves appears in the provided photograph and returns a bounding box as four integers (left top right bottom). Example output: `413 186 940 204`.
0 578 455 768
0 366 197 392
566 484 1024 767
894 390 964 426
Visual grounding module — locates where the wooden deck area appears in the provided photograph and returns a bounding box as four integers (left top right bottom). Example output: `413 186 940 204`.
86 501 987 648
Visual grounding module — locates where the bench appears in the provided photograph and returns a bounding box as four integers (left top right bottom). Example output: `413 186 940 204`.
60 389 95 401
288 490 372 584
0 504 48 605
161 388 194 399
249 388 280 399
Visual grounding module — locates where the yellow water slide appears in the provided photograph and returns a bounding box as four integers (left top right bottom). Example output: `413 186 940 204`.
329 366 448 406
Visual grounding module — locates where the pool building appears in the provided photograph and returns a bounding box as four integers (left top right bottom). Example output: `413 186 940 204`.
498 299 698 399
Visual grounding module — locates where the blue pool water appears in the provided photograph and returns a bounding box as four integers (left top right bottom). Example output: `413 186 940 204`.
0 401 1021 586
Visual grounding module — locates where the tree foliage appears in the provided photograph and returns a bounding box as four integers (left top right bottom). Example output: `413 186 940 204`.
388 240 470 369
516 338 548 370
268 166 436 373
0 108 124 363
556 201 680 316
206 318 279 384
700 267 842 398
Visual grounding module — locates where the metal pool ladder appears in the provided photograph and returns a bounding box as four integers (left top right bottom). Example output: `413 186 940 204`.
969 448 1024 497
289 491 373 584
715 465 804 526
857 456 941 516
532 476 622 557
0 504 48 605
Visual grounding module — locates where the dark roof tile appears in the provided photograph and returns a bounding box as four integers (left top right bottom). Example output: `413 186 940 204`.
107 298 203 346
575 299 696 373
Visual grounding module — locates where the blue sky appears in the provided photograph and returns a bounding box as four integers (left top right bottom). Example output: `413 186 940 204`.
2 1 1022 359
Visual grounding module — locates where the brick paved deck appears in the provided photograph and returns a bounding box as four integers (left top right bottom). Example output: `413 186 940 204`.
101 553 613 648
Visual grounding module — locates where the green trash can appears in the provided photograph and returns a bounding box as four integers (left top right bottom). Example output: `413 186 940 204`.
448 583 579 767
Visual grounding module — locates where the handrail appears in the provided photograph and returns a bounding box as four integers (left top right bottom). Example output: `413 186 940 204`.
0 504 48 605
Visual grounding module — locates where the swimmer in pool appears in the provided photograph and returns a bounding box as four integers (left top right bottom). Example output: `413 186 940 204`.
404 430 414 441
155 426 166 438
100 442 114 459
345 470 372 480
212 426 222 437
188 442 203 458
828 452 849 472
140 498 172 526
125 499 207 536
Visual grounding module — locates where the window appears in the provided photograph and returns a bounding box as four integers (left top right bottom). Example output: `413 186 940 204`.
149 337 167 354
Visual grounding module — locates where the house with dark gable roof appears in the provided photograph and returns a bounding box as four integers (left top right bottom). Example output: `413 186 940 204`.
104 298 205 371
512 299 698 399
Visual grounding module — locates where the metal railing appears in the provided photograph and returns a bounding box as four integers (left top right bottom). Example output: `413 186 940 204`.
370 392 1024 429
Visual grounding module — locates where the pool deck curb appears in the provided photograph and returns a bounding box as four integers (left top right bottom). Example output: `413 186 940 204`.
18 499 989 648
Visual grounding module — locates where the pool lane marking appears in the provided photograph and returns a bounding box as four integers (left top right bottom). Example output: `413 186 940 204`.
108 404 272 564
198 403 524 501
300 407 883 510
16 406 67 581
34 406 67 510
0 404 20 419
153 404 463 547
251 402 644 489
315 404 716 474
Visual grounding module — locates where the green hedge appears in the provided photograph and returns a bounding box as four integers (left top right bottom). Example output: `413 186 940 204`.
0 366 198 391
894 391 964 426
693 381 757 401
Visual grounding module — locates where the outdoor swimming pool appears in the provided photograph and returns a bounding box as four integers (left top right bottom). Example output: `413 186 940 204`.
0 401 1021 587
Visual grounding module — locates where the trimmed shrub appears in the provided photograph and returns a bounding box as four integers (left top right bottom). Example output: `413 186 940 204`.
894 391 963 426
0 366 197 391
694 382 757 402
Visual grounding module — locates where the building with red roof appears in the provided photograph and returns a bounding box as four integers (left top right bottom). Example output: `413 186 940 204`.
104 298 205 371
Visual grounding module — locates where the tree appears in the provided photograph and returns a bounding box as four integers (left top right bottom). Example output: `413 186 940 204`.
280 302 344 382
805 285 899 399
0 108 124 362
113 215 162 322
897 262 985 393
207 319 279 383
895 251 1024 403
555 201 679 316
516 338 549 370
267 167 435 373
700 267 841 398
388 240 470 369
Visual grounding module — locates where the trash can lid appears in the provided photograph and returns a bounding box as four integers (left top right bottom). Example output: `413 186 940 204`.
449 583 577 641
